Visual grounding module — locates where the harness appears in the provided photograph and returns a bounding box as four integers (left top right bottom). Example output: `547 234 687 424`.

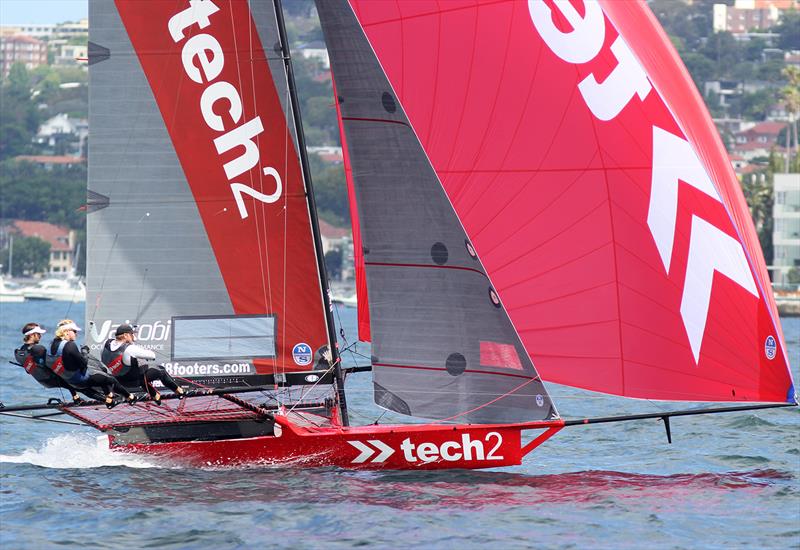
102 340 132 376
50 339 68 376
15 345 61 388
23 354 37 374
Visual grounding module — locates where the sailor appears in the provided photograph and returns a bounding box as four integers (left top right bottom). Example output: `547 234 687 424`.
14 322 83 404
50 319 135 408
102 323 186 405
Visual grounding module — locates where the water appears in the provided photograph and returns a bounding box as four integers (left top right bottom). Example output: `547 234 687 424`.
1 301 798 549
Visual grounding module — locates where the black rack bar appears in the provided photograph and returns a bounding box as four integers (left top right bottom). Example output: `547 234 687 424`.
563 402 796 427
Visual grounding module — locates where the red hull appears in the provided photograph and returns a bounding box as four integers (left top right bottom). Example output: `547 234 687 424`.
110 414 563 470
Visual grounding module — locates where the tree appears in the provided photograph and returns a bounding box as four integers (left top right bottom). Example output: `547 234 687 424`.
682 52 715 90
780 66 800 170
733 89 775 120
774 9 800 51
0 160 87 229
1 236 50 276
741 169 773 266
324 248 342 280
0 63 41 160
701 32 742 73
308 153 350 227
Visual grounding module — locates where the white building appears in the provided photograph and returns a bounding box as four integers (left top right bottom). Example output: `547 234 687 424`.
36 113 89 157
54 43 88 67
0 19 88 40
298 41 330 69
713 1 798 34
772 173 800 286
0 34 47 77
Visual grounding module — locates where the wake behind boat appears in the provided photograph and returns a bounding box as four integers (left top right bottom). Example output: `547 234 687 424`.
1 0 795 470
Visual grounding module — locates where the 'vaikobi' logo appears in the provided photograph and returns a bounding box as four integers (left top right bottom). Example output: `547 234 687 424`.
292 343 312 366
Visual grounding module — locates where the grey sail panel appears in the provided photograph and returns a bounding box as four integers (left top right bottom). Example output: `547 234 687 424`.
316 0 557 423
87 1 331 385
250 1 299 153
87 1 233 372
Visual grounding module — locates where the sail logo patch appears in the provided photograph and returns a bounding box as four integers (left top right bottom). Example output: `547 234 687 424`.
348 433 506 464
348 440 395 463
292 343 312 366
536 394 544 407
765 336 777 360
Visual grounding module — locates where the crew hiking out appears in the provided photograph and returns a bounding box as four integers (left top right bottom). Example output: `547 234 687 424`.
102 323 186 405
50 319 134 408
14 322 84 403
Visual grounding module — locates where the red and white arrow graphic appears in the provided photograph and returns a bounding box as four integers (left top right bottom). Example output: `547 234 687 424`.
348 440 395 463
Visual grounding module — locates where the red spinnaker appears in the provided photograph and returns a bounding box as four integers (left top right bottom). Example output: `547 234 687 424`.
346 0 794 402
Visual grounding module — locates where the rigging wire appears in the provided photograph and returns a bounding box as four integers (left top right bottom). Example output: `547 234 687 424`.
0 411 83 426
90 233 119 321
331 302 371 373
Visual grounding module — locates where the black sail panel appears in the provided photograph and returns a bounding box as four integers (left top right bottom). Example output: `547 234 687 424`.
317 0 557 423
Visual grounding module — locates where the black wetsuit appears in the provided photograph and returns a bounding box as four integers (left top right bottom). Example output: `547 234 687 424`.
50 338 132 398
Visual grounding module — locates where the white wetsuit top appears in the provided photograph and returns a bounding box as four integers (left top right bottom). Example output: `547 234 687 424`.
108 339 156 366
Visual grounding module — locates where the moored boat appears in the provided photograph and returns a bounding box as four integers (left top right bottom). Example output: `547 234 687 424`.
0 276 25 303
22 278 86 302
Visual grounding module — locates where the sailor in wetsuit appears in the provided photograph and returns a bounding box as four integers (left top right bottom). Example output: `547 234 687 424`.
50 319 134 408
14 322 84 403
102 323 186 405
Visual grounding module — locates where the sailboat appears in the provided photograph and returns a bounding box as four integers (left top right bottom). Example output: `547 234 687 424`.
0 276 25 303
1 0 795 470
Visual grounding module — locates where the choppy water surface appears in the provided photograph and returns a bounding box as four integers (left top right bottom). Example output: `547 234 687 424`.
1 302 798 549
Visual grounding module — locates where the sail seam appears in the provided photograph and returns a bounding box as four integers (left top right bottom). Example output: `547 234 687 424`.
600 1 792 375
578 61 627 395
357 0 510 29
462 64 586 237
483 195 609 275
439 165 652 174
457 0 516 211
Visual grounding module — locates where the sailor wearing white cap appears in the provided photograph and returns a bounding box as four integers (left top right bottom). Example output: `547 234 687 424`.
102 323 186 405
14 322 83 403
50 319 135 408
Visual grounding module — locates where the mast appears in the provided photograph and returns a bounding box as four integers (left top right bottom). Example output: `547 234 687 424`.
273 0 350 426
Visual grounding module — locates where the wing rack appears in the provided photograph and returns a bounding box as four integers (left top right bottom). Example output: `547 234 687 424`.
62 395 262 431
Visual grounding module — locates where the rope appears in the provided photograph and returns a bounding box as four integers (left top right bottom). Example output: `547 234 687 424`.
285 360 338 416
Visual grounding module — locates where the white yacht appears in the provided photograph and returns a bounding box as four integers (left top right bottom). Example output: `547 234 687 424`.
0 276 25 303
22 278 86 302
